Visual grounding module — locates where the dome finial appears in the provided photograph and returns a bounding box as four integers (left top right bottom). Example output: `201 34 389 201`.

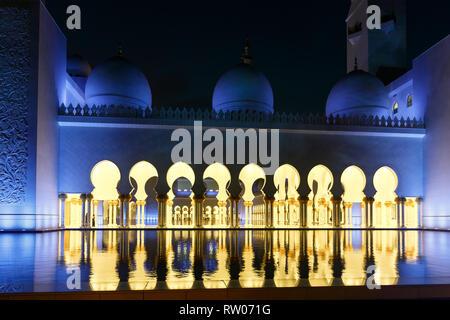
118 43 123 57
241 35 252 65
354 57 358 71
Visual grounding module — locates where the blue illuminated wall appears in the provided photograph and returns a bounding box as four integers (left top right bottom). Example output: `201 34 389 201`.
0 1 62 230
419 36 450 228
35 3 65 229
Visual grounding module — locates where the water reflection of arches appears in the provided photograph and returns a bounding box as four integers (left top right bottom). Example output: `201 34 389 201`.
239 231 265 288
89 230 120 291
341 166 366 227
129 161 159 227
373 167 398 228
129 231 157 290
56 230 422 291
239 164 266 227
274 165 300 228
340 230 366 286
273 230 300 287
166 162 195 228
371 230 400 285
203 163 231 228
166 231 195 289
203 230 230 288
307 165 333 228
91 160 121 228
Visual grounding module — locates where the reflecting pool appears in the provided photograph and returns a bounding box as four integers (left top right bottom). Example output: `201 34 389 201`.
1 230 450 293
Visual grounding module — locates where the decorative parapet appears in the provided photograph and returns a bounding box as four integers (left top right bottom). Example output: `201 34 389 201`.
58 104 425 129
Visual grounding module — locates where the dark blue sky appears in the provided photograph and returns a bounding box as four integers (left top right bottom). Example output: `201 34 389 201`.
46 0 449 113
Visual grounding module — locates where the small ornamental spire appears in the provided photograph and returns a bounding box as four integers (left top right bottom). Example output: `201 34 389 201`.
241 35 252 65
354 57 358 71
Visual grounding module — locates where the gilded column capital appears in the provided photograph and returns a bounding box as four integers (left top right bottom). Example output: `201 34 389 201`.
218 201 228 207
244 201 253 207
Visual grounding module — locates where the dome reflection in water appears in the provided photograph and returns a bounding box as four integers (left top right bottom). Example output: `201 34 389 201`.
54 230 422 291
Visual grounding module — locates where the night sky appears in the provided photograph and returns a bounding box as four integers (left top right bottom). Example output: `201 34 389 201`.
45 0 449 113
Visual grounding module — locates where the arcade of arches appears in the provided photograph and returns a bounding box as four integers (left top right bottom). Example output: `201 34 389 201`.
59 162 422 230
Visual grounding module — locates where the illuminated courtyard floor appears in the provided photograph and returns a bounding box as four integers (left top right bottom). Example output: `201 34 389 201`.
1 230 450 296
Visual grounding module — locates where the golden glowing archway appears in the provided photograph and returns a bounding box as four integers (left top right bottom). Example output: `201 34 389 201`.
341 166 366 227
374 166 398 201
129 161 158 201
341 166 366 203
239 164 266 202
203 163 231 202
203 163 231 227
91 160 121 201
90 160 121 227
307 165 333 227
166 162 196 227
167 162 196 196
129 161 158 227
274 164 301 227
373 166 399 228
239 164 266 227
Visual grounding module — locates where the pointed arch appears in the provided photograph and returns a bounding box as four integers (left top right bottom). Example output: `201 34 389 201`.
129 161 158 201
373 166 398 202
90 160 121 200
203 163 231 202
274 164 300 201
166 162 195 200
307 165 333 200
239 163 266 202
341 165 366 203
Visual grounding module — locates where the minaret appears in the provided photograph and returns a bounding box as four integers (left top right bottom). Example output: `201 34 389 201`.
346 0 407 83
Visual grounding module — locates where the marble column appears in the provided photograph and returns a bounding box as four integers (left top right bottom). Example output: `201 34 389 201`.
416 197 423 228
92 200 99 228
343 202 353 227
298 196 308 228
263 195 275 228
86 194 93 228
361 199 366 228
113 200 120 227
396 197 401 228
332 197 342 228
58 194 67 228
80 194 87 228
193 194 206 228
157 194 169 228
367 197 375 228
244 201 253 227
229 196 241 228
119 194 127 228
124 194 132 227
400 197 406 228
218 201 228 227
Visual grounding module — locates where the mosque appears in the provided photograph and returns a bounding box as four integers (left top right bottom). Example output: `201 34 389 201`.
0 0 449 231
